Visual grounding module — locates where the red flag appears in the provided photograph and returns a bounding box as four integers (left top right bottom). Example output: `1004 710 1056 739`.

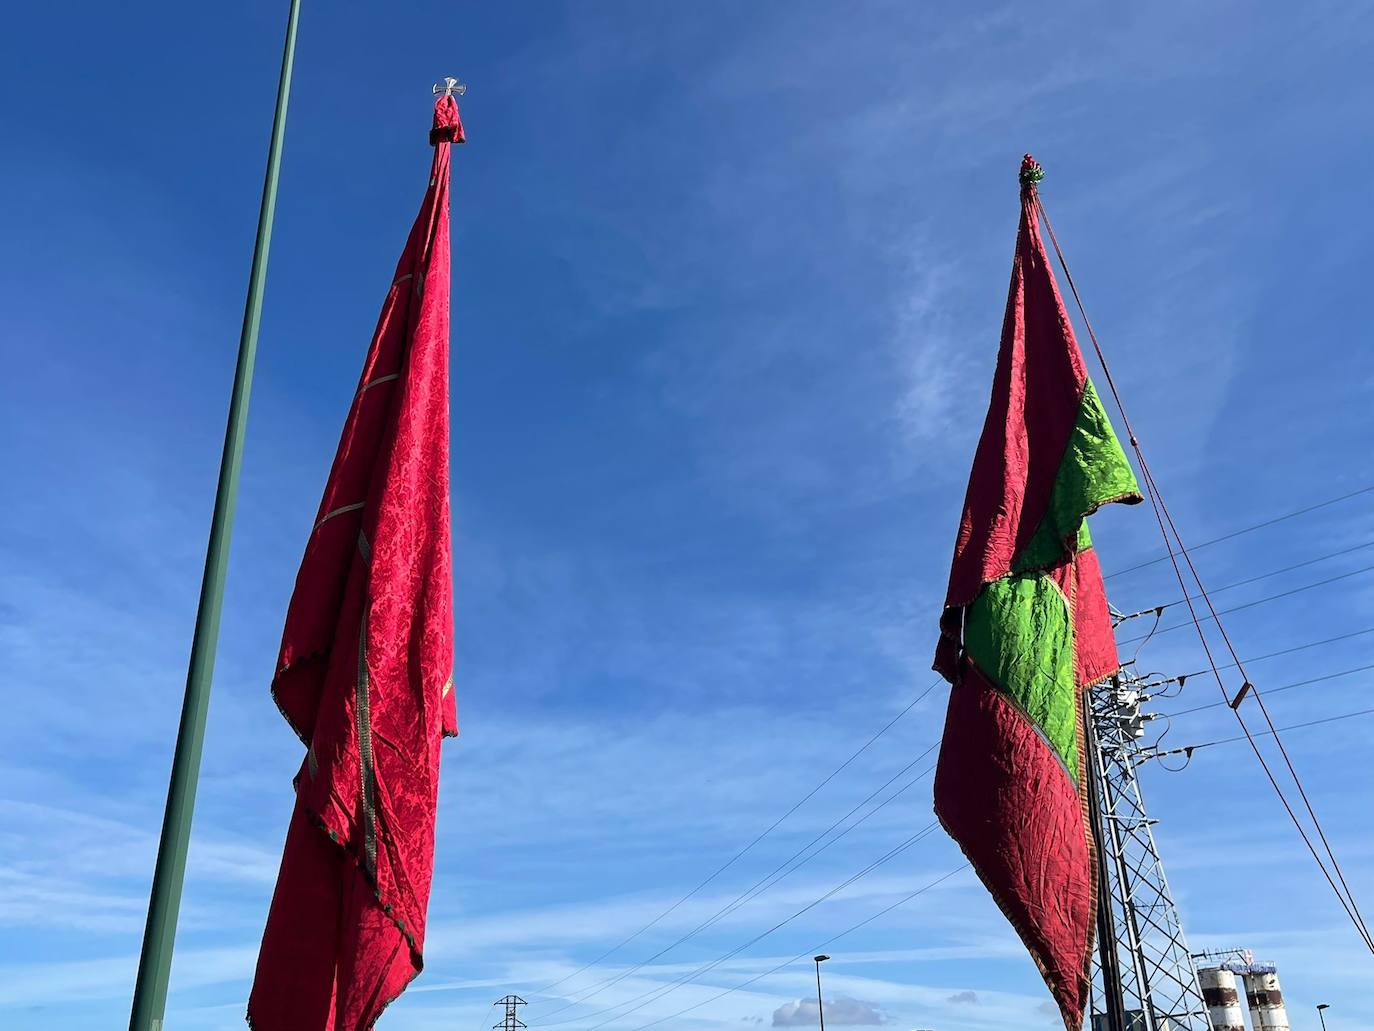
248 95 464 1030
931 157 1140 1029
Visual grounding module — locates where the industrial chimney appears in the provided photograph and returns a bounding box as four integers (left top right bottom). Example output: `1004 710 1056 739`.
1198 967 1246 1031
1243 967 1290 1031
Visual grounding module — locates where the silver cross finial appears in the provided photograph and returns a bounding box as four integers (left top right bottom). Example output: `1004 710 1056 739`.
433 76 467 97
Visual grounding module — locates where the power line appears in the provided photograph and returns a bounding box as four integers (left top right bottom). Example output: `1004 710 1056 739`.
1217 624 1374 665
1115 562 1374 646
534 532 1373 1002
527 425 1374 1005
569 693 1373 1031
546 644 1353 1020
531 485 1374 1002
1163 663 1374 719
681 759 937 943
1133 421 1374 956
1186 539 1374 598
568 670 1362 1018
522 489 1374 1022
538 745 941 1022
546 648 1368 1016
531 679 943 997
1103 485 1374 581
531 643 1371 1028
540 755 940 1022
537 627 1373 1015
1113 539 1374 623
1037 194 1374 955
577 824 944 1031
619 865 969 1031
1155 706 1374 756
546 549 1368 1015
1134 628 1374 701
1127 625 1374 694
1177 624 1374 672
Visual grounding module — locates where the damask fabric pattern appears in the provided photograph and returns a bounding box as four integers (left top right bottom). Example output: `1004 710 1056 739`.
247 96 464 1030
932 164 1140 1031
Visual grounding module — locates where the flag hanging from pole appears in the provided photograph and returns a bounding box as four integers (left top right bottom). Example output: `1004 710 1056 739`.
247 94 465 1030
932 156 1140 1030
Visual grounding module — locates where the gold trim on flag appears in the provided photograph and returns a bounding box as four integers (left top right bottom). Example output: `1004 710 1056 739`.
361 373 400 393
313 502 365 532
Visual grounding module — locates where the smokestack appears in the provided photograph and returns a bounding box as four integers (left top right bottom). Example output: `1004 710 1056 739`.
1198 967 1246 1031
1244 968 1290 1031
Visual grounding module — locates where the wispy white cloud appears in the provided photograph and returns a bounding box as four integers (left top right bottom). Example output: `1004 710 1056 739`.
773 996 887 1026
5 2 1374 1030
0 946 256 1009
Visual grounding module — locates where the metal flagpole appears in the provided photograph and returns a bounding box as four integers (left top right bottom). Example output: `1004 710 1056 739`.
128 1 302 1027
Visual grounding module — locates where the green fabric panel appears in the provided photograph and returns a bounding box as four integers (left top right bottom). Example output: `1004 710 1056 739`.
964 572 1080 780
1014 380 1139 573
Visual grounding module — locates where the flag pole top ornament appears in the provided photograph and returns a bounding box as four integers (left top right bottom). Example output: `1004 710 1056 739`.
1019 153 1045 192
430 76 467 146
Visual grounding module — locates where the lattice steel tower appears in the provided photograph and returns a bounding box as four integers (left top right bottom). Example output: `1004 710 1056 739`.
1087 671 1210 1031
494 995 528 1031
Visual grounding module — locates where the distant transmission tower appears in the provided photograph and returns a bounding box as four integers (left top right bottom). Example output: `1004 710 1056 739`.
1087 670 1210 1031
494 995 528 1031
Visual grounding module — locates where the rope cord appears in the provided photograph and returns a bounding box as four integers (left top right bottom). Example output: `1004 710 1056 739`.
1033 189 1374 953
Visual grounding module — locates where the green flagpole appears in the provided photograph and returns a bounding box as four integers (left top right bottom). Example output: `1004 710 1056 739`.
128 1 302 1027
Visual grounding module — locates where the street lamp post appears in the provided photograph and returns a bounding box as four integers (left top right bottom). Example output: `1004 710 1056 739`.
1317 1003 1330 1031
813 955 830 1031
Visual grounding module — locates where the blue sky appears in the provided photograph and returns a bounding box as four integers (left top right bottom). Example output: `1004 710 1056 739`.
3 2 1373 1029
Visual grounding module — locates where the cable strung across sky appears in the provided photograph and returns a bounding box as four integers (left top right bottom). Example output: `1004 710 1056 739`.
531 679 944 1002
526 481 1374 1030
533 490 1374 1011
537 677 1366 1031
1038 195 1374 954
577 825 944 1031
1163 662 1374 718
621 865 971 1031
533 649 1369 1026
1115 562 1374 646
533 633 1374 1021
1112 537 1374 624
540 747 944 1022
538 745 941 1021
1103 483 1374 580
1154 706 1374 758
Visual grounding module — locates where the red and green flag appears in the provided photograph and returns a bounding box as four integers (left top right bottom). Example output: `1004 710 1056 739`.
932 156 1141 1029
